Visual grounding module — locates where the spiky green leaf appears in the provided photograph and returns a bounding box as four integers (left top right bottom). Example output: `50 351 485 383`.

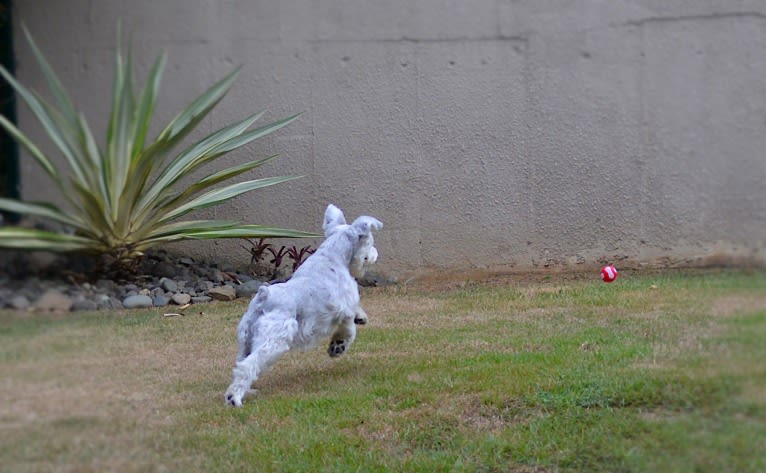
0 114 61 183
158 176 303 223
0 227 95 252
137 224 319 249
22 24 78 123
0 198 84 229
0 28 306 265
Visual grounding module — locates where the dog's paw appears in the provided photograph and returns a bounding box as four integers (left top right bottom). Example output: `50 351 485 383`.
328 339 348 357
354 308 369 325
225 384 249 407
225 393 242 407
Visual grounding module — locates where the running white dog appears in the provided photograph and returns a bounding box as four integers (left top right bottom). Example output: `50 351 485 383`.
225 204 382 406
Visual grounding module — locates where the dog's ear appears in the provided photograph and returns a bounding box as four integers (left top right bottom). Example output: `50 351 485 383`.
351 216 383 236
323 204 347 235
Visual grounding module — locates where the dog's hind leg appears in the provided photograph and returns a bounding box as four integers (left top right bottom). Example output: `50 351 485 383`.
225 312 297 407
328 317 357 358
353 305 369 325
235 287 269 361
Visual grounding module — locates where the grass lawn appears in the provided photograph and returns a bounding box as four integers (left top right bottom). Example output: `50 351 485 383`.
1 269 765 472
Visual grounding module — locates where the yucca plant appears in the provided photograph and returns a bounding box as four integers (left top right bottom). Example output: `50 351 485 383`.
0 27 316 267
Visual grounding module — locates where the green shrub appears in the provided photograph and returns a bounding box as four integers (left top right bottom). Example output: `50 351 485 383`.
0 26 315 266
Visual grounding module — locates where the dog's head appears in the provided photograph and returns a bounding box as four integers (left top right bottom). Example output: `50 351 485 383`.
323 204 382 279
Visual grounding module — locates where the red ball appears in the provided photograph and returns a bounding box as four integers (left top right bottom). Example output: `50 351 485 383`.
601 265 618 283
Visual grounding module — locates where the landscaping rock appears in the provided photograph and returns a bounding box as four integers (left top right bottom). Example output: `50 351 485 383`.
9 295 31 310
123 283 139 294
235 279 265 299
196 280 214 293
72 298 99 312
211 269 225 284
159 277 178 293
0 248 365 314
123 294 153 309
208 286 236 301
97 296 123 310
153 261 179 279
35 289 73 312
171 293 192 305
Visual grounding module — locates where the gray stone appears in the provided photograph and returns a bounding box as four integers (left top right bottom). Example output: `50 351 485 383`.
159 277 178 293
9 295 31 310
153 261 178 278
178 257 195 265
123 294 153 309
152 295 171 307
208 285 236 301
71 299 99 312
96 279 117 292
211 269 225 283
196 280 214 293
96 296 123 310
191 296 212 304
150 287 166 297
27 252 58 272
235 279 265 299
356 270 396 287
34 289 73 312
171 293 192 305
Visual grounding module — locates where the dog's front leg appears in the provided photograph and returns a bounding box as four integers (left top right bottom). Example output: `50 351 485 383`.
328 316 357 357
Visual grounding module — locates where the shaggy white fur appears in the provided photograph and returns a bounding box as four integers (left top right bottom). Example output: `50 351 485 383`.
225 204 382 406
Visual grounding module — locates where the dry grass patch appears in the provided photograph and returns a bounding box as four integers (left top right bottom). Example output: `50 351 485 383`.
712 294 766 318
1 270 764 472
0 306 240 471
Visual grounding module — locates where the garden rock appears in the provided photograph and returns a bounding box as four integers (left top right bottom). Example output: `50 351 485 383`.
0 248 378 314
208 286 236 301
9 295 31 310
211 269 225 284
123 294 153 309
153 261 179 279
159 277 178 293
97 296 123 310
72 298 99 312
35 289 73 312
235 279 265 299
171 293 192 305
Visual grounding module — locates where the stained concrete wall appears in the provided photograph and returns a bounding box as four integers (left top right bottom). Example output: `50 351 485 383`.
12 1 766 279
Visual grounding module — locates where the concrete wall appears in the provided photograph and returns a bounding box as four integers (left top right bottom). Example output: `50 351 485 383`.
13 1 766 279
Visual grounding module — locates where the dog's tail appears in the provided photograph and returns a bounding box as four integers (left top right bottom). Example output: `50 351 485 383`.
253 285 269 305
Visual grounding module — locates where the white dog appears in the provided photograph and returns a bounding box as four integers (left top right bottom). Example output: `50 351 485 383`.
225 204 382 406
